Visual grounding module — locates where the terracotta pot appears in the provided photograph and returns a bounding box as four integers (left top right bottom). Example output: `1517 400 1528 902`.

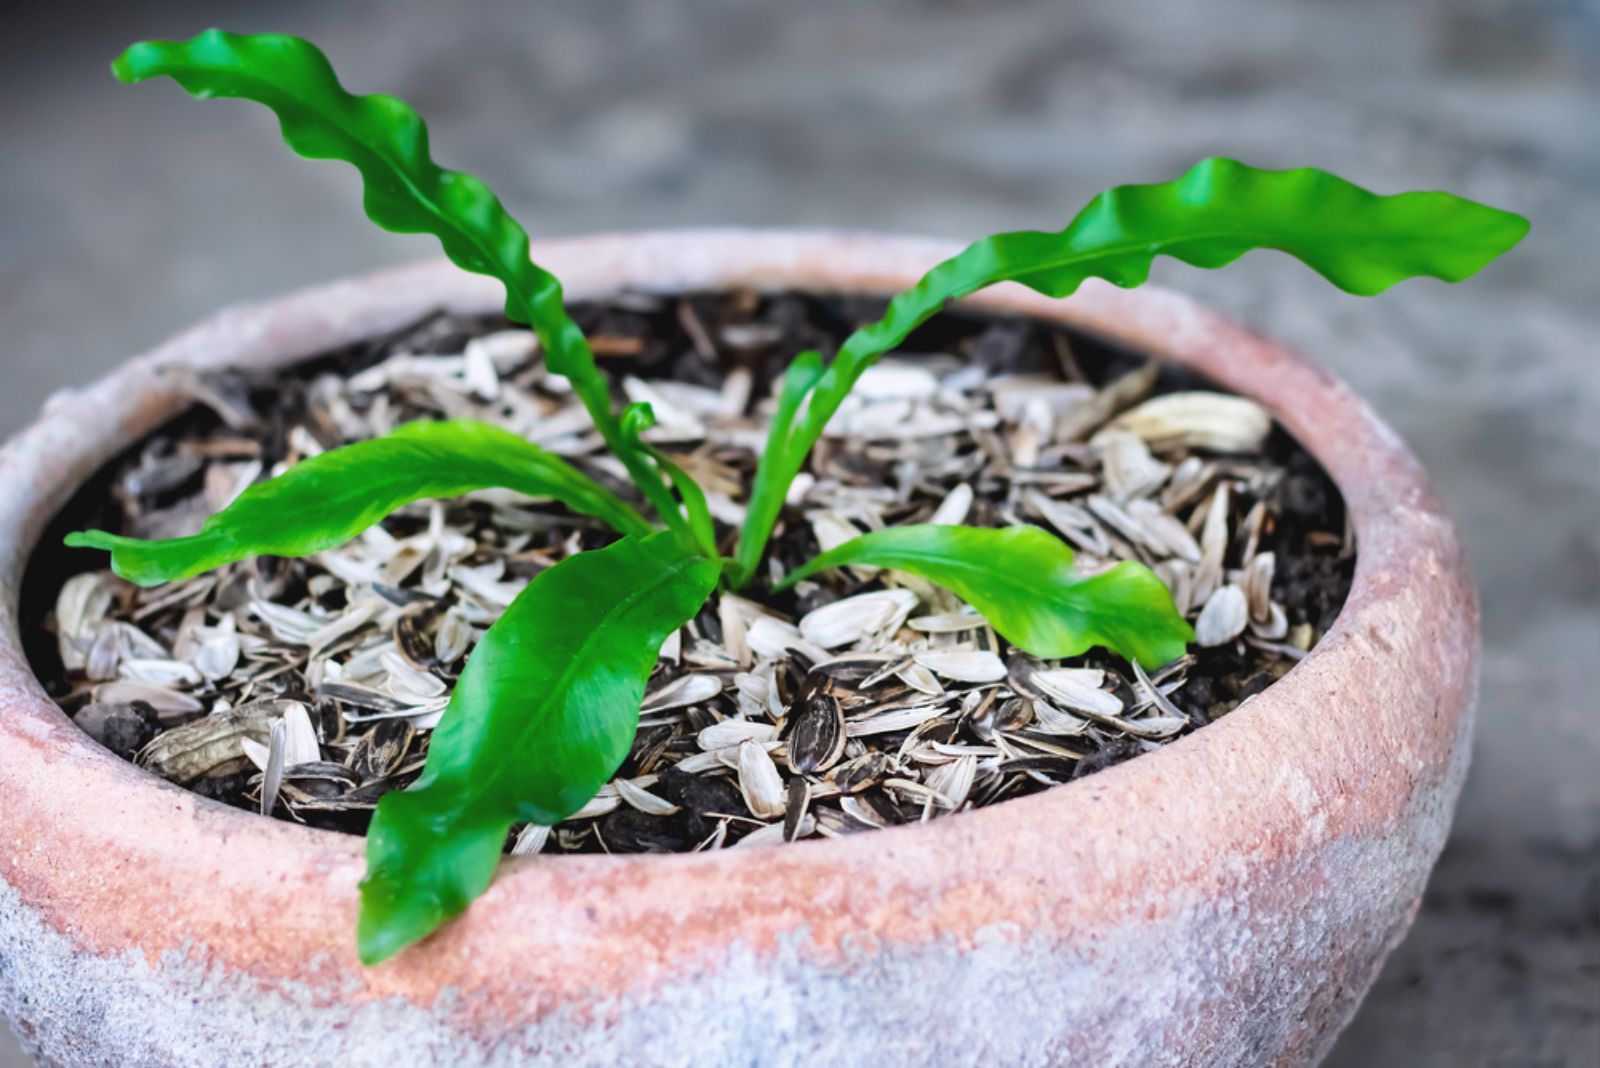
0 231 1476 1067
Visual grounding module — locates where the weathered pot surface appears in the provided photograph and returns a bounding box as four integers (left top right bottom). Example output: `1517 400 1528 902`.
0 230 1476 1067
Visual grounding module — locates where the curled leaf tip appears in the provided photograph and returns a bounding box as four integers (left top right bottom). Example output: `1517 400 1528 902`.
108 29 685 525
111 41 155 83
61 420 653 589
621 401 658 437
63 529 114 550
65 528 193 587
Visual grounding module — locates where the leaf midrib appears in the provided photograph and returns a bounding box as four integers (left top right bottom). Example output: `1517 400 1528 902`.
808 540 1076 607
444 550 708 823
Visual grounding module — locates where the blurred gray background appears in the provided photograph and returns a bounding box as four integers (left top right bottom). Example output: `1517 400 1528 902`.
2 1 1595 1064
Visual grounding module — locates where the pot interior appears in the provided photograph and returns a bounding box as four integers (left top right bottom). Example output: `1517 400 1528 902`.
20 286 1352 852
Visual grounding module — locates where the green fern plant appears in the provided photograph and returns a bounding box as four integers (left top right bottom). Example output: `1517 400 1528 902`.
71 30 1528 963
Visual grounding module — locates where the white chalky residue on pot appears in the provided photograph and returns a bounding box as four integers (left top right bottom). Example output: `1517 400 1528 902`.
0 825 1446 1067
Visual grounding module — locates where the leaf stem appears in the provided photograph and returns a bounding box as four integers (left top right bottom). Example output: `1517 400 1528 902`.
511 283 689 533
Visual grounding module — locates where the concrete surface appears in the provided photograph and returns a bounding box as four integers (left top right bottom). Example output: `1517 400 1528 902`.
0 1 1594 1064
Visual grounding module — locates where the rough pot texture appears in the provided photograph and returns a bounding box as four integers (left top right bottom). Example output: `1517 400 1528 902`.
0 231 1476 1068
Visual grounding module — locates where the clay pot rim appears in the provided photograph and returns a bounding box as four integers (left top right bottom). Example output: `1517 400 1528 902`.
0 229 1473 998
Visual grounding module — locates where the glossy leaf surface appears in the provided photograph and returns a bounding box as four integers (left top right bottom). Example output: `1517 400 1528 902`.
358 532 718 963
736 159 1528 574
730 349 823 585
622 402 717 559
113 30 685 527
779 524 1193 668
66 419 651 585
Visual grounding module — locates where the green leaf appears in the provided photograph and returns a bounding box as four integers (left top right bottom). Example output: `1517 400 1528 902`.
358 532 718 963
622 402 717 559
65 419 651 586
731 349 823 587
112 29 686 530
778 524 1193 668
734 159 1528 575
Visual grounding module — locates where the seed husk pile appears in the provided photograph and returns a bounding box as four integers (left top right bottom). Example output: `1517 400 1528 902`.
31 290 1352 853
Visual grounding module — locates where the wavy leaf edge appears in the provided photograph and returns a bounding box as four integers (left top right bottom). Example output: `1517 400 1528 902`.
65 419 651 586
780 523 1194 668
357 531 719 963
